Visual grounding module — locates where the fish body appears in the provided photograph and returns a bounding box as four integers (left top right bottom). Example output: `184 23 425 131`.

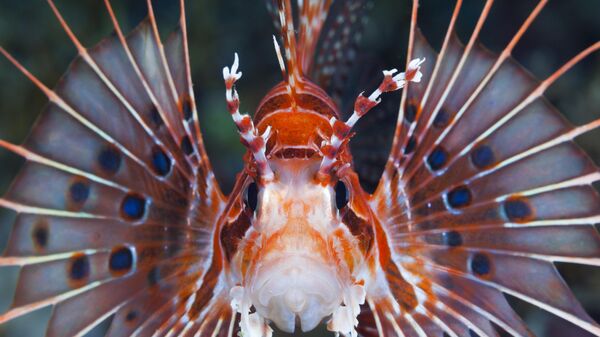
0 1 599 337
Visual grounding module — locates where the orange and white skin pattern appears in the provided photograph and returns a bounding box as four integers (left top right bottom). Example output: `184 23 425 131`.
219 2 424 335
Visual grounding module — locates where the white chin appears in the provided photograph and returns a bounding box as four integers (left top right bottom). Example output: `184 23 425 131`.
249 255 343 333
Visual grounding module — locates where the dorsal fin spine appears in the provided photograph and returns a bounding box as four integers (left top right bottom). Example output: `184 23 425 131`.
395 0 493 184
145 0 204 165
415 0 463 119
297 0 333 72
103 0 203 179
277 0 301 110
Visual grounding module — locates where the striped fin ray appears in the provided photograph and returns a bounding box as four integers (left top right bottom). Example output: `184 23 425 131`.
296 0 333 73
268 0 370 124
104 0 202 171
0 1 232 336
268 0 333 76
47 0 195 183
371 0 600 336
276 0 303 86
271 0 372 87
267 0 371 110
137 0 207 169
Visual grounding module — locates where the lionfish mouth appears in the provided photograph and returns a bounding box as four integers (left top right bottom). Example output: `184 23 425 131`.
231 253 365 335
248 255 342 332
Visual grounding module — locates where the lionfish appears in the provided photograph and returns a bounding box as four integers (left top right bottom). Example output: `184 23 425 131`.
0 0 599 336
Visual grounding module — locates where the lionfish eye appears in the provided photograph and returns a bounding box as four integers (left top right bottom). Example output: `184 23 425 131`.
244 182 259 211
334 180 349 209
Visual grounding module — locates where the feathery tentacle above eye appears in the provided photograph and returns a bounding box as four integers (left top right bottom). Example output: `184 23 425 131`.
223 53 274 182
317 60 425 181
0 1 232 336
370 0 600 336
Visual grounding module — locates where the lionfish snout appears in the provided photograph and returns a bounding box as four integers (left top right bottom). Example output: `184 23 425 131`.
245 254 343 333
232 225 365 336
229 159 367 336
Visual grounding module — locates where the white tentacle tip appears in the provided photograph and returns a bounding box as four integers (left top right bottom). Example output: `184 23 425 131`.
382 68 398 77
408 57 426 68
223 53 243 81
406 57 426 83
232 52 240 72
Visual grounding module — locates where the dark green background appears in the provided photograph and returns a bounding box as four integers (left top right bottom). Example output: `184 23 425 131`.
0 0 599 336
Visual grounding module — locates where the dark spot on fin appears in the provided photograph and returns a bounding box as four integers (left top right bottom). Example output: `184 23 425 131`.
442 231 462 247
32 220 49 251
404 101 418 123
125 310 138 322
471 145 495 169
433 108 450 128
149 106 164 128
98 145 122 175
151 146 172 177
181 95 193 121
109 246 134 274
69 180 90 204
180 136 193 156
503 197 533 223
427 146 448 171
446 185 472 209
404 136 416 155
470 253 491 276
69 253 90 283
121 193 147 221
147 266 161 287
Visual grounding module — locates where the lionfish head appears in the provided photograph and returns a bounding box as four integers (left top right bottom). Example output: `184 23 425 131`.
221 15 424 335
229 158 367 333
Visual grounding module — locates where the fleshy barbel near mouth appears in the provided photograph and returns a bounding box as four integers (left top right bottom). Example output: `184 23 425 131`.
248 254 344 333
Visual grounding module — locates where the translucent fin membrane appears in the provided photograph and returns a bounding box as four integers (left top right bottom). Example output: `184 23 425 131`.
0 1 231 336
296 0 333 73
310 0 370 106
371 0 600 336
